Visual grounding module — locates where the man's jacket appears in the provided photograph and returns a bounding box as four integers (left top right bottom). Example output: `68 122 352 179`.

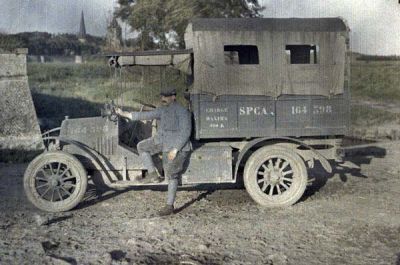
131 101 192 152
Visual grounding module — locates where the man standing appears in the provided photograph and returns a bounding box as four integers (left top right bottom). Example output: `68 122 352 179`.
115 87 191 216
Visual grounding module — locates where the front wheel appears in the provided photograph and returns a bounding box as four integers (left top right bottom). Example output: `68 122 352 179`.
23 151 88 212
243 146 308 207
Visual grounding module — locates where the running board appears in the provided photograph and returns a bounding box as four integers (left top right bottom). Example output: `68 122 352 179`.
109 179 168 188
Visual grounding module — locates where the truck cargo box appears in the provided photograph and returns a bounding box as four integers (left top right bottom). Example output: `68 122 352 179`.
191 94 350 139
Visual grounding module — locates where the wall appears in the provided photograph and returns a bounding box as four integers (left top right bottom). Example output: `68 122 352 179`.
0 48 43 150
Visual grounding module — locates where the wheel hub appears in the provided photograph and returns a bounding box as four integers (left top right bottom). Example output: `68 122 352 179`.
49 178 59 187
269 171 281 184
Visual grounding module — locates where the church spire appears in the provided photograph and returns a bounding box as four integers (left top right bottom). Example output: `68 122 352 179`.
78 11 86 40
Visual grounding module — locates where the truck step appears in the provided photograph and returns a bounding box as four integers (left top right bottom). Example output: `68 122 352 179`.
109 180 168 187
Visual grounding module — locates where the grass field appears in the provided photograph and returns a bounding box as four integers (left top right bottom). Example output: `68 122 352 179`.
351 60 400 102
350 58 400 127
27 57 400 128
28 61 189 126
350 105 399 127
28 62 187 106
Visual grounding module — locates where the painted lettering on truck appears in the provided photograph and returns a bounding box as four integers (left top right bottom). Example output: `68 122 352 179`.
239 106 274 116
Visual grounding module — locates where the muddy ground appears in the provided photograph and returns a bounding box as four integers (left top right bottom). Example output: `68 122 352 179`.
1 142 400 265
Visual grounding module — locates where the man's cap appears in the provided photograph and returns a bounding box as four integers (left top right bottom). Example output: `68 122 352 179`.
160 87 177 97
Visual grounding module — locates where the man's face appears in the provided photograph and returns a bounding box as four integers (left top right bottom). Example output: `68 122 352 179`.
161 95 176 106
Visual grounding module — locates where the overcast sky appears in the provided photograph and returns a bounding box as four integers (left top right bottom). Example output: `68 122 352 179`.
0 0 399 55
260 0 400 55
0 0 115 36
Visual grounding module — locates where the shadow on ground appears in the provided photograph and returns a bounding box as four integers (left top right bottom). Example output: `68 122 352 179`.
31 93 104 131
32 92 140 132
76 181 239 212
0 149 42 163
302 145 386 200
76 144 387 211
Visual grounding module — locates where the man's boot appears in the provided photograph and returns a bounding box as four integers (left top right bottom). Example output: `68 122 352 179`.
138 171 163 184
158 204 174 216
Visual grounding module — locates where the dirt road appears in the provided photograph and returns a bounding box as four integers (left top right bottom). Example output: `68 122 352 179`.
1 143 400 265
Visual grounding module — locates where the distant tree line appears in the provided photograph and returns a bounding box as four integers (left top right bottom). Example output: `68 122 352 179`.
115 0 264 49
356 54 400 61
0 1 265 54
0 32 104 55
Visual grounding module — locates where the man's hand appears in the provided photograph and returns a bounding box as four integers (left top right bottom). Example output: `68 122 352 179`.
114 107 132 120
114 107 122 116
168 148 178 161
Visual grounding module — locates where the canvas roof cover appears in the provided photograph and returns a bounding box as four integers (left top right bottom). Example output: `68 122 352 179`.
111 49 193 74
186 18 349 97
190 17 348 32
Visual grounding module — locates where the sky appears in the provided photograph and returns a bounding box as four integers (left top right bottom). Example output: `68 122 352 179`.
0 0 116 36
260 0 400 55
0 0 399 55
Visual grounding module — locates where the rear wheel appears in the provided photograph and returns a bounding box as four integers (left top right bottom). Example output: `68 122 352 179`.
243 146 307 207
23 151 87 212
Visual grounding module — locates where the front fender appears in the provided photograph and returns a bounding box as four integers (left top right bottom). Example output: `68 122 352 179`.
234 137 332 179
41 136 118 187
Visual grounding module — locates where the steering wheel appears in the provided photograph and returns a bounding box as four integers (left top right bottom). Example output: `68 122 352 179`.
126 99 159 147
102 99 157 147
126 103 145 147
101 102 119 122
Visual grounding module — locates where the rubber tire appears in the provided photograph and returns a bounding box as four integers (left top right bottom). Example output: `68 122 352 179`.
243 146 308 207
23 151 88 212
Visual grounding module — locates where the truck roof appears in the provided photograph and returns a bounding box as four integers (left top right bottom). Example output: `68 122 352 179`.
190 17 348 32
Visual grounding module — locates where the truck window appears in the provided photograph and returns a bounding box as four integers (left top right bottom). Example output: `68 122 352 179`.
285 45 318 64
224 45 259 65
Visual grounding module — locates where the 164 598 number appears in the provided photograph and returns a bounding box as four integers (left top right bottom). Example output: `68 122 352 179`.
291 105 307 115
291 105 333 115
313 105 332 114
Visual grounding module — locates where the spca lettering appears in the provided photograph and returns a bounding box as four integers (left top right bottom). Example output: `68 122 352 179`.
239 106 274 116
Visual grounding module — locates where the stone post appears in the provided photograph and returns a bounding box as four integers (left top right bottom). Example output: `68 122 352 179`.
0 48 43 150
75 55 83 64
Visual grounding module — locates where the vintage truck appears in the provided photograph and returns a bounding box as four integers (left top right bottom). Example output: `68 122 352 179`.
24 18 350 212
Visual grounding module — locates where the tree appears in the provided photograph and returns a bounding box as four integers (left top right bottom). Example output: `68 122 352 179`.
0 32 104 56
115 0 264 49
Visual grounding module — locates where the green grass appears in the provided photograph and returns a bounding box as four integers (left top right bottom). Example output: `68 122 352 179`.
28 62 188 101
27 59 400 129
28 62 189 124
351 105 399 127
28 61 111 81
350 60 400 126
351 61 400 102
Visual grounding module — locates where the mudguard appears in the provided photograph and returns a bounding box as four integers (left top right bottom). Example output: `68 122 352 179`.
40 136 117 187
234 137 332 179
